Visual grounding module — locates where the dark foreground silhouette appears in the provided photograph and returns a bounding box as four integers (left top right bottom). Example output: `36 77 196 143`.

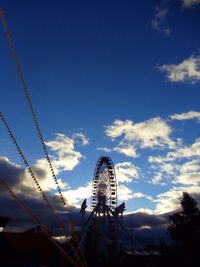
0 231 200 267
1 192 200 267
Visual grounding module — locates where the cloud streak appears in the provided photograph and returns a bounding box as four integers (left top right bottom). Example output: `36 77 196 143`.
170 110 200 122
152 4 171 36
181 0 200 8
159 55 200 83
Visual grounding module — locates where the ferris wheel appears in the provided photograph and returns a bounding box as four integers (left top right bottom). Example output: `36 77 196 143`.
80 156 144 265
91 156 117 209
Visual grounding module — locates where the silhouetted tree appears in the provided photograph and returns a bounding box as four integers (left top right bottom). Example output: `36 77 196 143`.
168 192 200 264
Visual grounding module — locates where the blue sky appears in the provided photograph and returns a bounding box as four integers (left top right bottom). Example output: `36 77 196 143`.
0 0 200 214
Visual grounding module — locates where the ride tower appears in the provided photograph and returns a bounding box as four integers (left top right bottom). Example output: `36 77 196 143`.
80 156 126 266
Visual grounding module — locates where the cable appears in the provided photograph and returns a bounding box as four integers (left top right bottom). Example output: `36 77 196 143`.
0 7 66 207
0 8 87 265
0 112 85 267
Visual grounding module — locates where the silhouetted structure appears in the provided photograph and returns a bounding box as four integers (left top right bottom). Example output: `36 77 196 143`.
79 156 142 266
168 192 200 266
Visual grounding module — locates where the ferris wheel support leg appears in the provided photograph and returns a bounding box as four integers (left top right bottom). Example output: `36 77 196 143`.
79 205 97 255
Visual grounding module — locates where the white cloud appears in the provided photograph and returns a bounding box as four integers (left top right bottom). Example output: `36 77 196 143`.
166 138 200 160
141 113 200 187
152 5 171 36
30 161 69 192
151 172 166 186
129 208 154 215
97 147 111 153
63 182 92 207
98 143 138 158
149 137 200 163
43 132 89 173
53 154 82 172
150 160 179 185
154 185 200 214
105 119 133 140
179 159 200 173
175 172 200 185
104 117 175 158
181 0 200 8
174 159 200 185
106 118 174 148
159 162 175 174
159 55 200 83
139 225 152 230
117 184 152 202
28 132 89 196
1 132 89 197
170 110 200 122
113 143 138 158
149 137 200 186
72 132 89 146
21 132 89 193
115 162 140 183
117 185 133 201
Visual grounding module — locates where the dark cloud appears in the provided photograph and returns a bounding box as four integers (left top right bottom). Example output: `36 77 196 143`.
0 157 25 187
0 156 77 235
123 212 168 228
122 213 170 247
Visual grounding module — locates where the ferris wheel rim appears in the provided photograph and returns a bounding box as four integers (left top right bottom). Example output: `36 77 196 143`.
91 156 117 209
